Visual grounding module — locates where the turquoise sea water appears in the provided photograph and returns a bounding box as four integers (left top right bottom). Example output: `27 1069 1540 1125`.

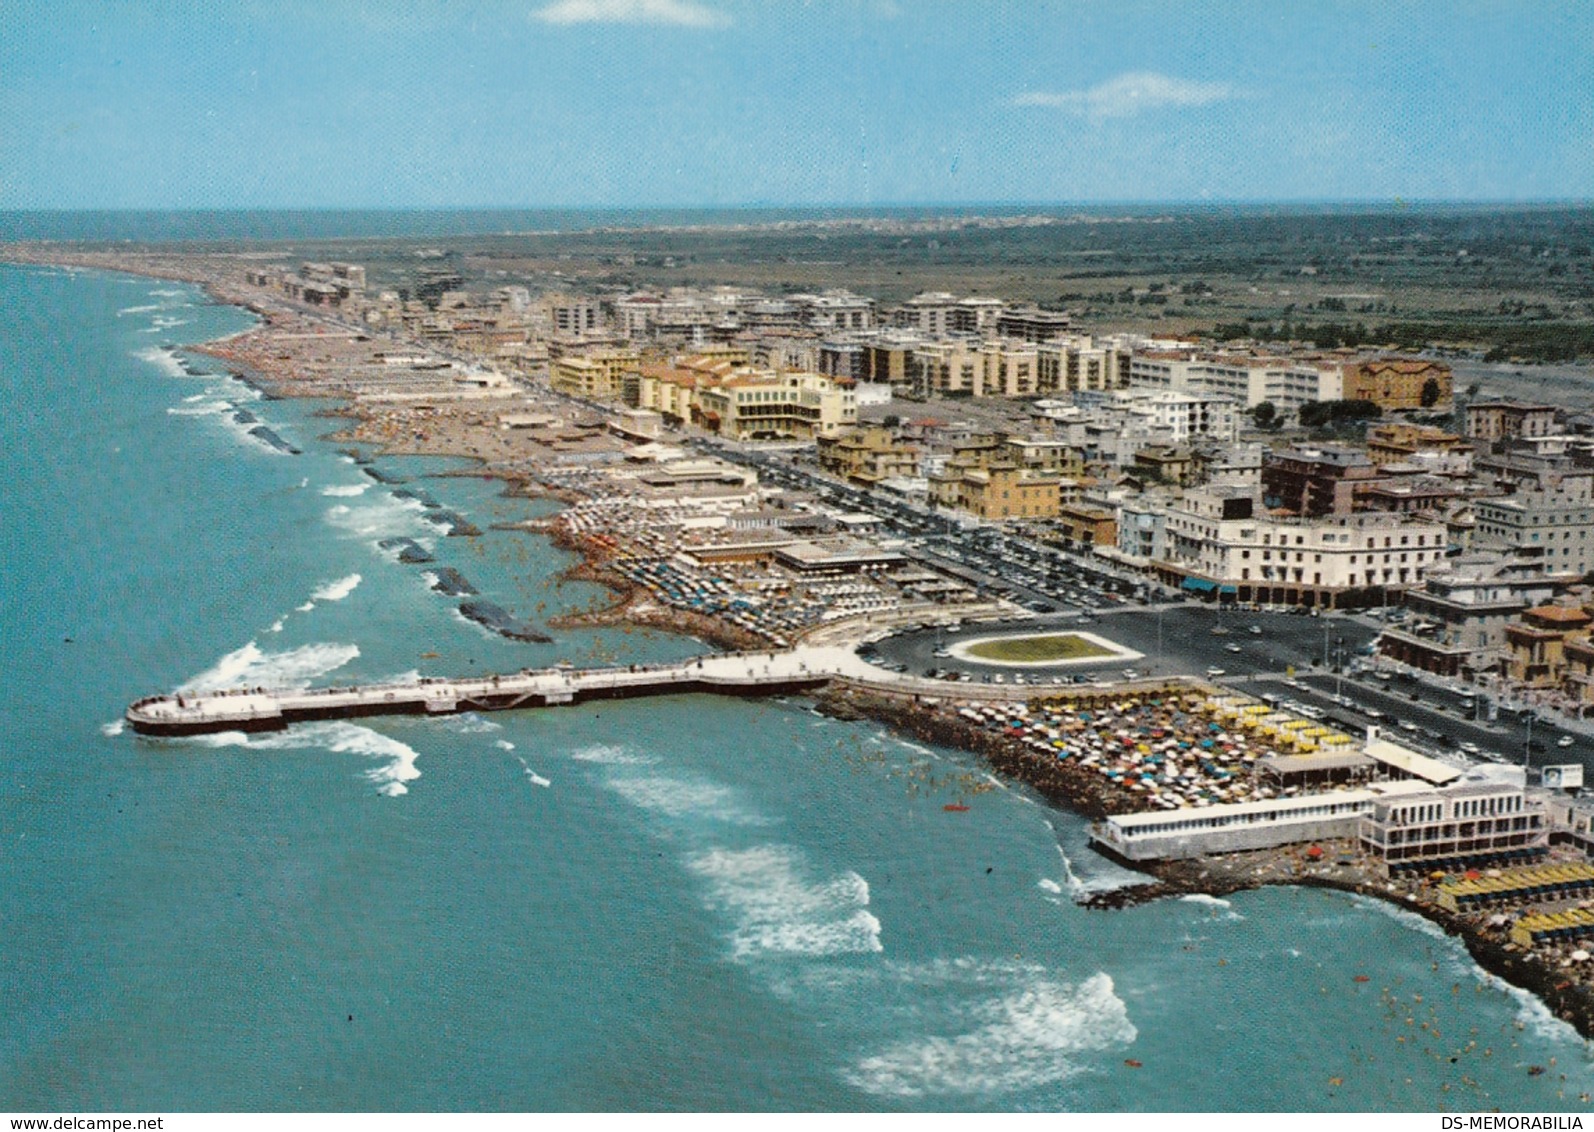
3 261 1594 1112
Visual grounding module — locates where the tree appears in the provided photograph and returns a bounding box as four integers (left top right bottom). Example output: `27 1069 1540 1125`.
1251 401 1278 429
1420 378 1443 408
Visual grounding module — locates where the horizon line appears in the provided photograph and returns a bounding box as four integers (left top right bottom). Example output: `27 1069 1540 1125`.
4 198 1593 217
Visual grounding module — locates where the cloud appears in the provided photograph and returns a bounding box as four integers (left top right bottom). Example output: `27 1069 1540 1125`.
1014 72 1238 119
532 0 729 27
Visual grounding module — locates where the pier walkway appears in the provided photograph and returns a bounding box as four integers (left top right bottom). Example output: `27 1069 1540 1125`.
124 646 957 736
126 644 1197 737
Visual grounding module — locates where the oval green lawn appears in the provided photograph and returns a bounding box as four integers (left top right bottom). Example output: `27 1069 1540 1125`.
962 633 1117 663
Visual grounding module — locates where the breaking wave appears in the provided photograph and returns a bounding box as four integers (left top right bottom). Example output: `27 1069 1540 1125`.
178 641 360 693
687 844 883 960
845 970 1135 1097
321 483 371 497
181 720 420 796
310 574 362 603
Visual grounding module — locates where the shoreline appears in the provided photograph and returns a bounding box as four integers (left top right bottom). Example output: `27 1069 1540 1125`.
18 248 1594 1047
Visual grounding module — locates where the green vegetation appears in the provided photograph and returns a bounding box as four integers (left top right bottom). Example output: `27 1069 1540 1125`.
963 633 1117 663
1299 399 1382 429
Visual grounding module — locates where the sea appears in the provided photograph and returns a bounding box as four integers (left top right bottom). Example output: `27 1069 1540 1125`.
3 258 1594 1112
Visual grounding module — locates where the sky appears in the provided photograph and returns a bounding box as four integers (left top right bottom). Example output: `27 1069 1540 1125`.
2 0 1591 210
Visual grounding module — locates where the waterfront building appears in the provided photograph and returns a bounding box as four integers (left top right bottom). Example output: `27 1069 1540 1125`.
550 348 642 402
1148 486 1448 607
1358 779 1547 873
1093 780 1433 862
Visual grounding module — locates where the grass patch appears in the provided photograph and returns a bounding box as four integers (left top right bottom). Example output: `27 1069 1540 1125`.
963 633 1116 663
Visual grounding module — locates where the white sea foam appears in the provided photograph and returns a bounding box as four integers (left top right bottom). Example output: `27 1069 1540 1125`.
135 346 190 378
1056 843 1154 899
149 288 185 297
117 303 163 315
166 398 230 417
495 739 516 751
845 971 1135 1097
1036 878 1063 895
296 602 316 613
608 776 754 821
1181 894 1232 909
310 574 362 603
380 669 422 686
100 720 125 737
268 619 286 633
513 757 551 788
324 496 429 538
178 641 360 693
570 743 654 766
321 484 370 498
140 316 190 333
440 712 502 735
181 720 421 796
183 393 207 402
1348 894 1448 941
1491 975 1583 1043
687 844 883 960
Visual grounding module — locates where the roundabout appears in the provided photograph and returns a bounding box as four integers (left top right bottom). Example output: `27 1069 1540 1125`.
947 629 1144 668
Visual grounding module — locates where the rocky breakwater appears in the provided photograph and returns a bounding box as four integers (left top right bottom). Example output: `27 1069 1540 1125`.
458 600 552 643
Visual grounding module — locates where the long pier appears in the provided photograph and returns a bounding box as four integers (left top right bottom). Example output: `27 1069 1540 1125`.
124 643 1188 737
124 649 848 736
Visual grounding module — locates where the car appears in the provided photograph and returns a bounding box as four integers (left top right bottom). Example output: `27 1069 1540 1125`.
1210 626 1230 636
1205 667 1226 678
1248 625 1263 635
1122 668 1139 679
1460 742 1481 755
1398 720 1419 732
1225 643 1243 653
1559 735 1576 748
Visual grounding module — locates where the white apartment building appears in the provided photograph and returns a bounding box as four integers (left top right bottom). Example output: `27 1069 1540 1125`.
1116 390 1239 443
1473 489 1594 577
1128 351 1343 415
1152 486 1449 606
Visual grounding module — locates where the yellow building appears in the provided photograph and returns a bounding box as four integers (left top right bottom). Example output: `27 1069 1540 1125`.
1054 502 1118 549
1505 604 1592 688
1344 357 1453 412
550 348 641 402
931 463 1060 521
817 427 920 486
695 372 857 442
